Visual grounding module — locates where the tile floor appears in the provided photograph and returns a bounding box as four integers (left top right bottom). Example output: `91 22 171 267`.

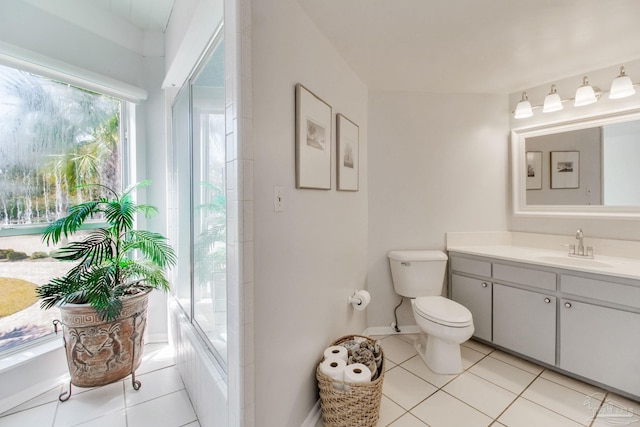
317 334 640 427
0 343 199 427
3 336 640 427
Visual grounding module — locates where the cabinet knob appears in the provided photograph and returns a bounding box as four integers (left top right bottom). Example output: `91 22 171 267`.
565 302 572 308
481 282 488 288
544 298 551 303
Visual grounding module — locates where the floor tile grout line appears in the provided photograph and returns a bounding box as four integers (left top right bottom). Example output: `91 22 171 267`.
0 387 60 419
125 385 188 410
489 368 544 424
382 349 495 422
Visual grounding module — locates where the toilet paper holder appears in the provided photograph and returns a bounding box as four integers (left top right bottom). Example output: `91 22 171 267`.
348 292 365 306
348 290 371 310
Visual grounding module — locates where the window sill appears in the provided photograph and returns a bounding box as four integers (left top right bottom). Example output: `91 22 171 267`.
0 336 63 374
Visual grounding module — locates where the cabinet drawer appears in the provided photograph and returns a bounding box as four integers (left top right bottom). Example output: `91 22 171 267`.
450 256 491 277
493 263 556 291
561 275 640 309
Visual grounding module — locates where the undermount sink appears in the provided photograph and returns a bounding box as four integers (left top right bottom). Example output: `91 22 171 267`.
535 255 612 269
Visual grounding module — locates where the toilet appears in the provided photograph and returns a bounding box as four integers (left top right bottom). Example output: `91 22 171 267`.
388 250 474 374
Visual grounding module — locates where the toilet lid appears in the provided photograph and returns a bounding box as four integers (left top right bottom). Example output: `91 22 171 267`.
414 296 472 326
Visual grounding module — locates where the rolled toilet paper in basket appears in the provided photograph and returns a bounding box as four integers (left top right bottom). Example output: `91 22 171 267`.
349 347 377 380
323 345 348 363
344 363 372 385
319 358 347 390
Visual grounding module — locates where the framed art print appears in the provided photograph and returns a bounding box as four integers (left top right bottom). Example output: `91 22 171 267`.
526 151 542 190
295 83 332 189
551 151 580 189
336 113 359 191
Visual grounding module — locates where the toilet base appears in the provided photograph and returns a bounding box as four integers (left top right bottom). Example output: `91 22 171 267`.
414 333 463 375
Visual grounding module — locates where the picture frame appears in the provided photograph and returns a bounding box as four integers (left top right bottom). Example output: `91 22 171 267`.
525 151 542 190
550 151 580 189
336 113 359 191
295 83 332 190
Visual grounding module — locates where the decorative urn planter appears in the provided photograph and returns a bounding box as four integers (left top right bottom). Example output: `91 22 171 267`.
57 291 149 390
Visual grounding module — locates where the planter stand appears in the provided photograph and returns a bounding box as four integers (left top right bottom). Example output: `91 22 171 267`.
52 292 149 402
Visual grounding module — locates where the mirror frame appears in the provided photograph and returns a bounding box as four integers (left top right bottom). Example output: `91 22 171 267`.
511 110 640 219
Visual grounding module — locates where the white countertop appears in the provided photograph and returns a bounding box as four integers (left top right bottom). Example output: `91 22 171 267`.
447 244 640 281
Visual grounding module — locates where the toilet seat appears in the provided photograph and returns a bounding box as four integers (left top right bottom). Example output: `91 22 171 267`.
414 296 472 327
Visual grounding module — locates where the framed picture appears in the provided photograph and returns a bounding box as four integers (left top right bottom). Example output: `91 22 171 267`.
336 114 359 191
295 83 332 189
526 151 542 190
551 151 580 189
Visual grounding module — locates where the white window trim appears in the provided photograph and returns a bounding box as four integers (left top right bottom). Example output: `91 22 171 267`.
0 40 147 103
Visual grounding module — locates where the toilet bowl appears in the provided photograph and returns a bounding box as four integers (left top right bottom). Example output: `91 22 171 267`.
388 250 475 375
411 297 474 374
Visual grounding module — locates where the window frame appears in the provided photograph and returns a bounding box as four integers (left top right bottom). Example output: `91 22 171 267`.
168 26 228 372
0 61 136 355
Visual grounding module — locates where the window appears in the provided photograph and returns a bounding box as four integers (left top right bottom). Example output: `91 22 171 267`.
0 63 126 353
169 33 227 367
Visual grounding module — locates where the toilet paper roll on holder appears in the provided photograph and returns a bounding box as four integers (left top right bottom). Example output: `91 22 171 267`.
348 290 371 310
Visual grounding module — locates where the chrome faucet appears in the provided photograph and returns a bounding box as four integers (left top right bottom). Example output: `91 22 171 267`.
569 228 594 258
576 228 584 256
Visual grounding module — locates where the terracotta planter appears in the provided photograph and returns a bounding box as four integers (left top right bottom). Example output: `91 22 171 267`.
57 290 149 389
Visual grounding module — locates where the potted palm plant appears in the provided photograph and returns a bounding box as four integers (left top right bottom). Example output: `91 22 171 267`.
37 180 176 400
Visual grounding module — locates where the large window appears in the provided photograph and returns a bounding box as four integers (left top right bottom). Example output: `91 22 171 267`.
169 33 227 367
0 63 125 352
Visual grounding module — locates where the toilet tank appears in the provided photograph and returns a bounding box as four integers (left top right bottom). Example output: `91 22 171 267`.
388 250 448 298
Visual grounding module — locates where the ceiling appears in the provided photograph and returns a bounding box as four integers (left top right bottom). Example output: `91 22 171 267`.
88 0 174 32
19 0 640 95
297 0 640 94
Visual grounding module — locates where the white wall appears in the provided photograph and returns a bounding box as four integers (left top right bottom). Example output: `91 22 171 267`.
252 0 369 425
367 91 510 328
509 59 640 240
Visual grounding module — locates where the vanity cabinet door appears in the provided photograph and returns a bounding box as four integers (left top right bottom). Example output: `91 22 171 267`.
560 299 640 397
451 274 492 341
493 284 556 365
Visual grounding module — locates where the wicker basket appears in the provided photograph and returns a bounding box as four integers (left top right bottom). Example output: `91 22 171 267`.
316 335 385 427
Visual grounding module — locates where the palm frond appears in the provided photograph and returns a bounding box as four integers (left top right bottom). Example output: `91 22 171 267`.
119 260 170 292
51 229 114 265
124 230 177 268
42 200 100 244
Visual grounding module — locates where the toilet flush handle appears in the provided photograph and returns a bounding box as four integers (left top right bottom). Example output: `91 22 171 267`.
401 262 411 266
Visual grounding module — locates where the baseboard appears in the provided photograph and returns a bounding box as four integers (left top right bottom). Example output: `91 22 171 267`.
0 373 69 414
300 399 321 427
146 332 168 343
364 324 420 336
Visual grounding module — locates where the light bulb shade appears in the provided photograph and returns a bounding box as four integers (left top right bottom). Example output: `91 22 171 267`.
574 78 597 107
609 75 635 99
514 99 533 118
543 86 563 113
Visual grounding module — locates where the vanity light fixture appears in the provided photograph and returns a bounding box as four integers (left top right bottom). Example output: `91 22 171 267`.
609 66 636 99
542 85 563 113
514 65 637 119
574 76 598 107
514 92 533 119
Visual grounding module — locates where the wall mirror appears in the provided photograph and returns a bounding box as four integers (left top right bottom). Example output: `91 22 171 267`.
511 111 640 218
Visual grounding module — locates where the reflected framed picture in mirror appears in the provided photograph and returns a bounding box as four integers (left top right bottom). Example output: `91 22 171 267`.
551 151 579 189
526 151 542 190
